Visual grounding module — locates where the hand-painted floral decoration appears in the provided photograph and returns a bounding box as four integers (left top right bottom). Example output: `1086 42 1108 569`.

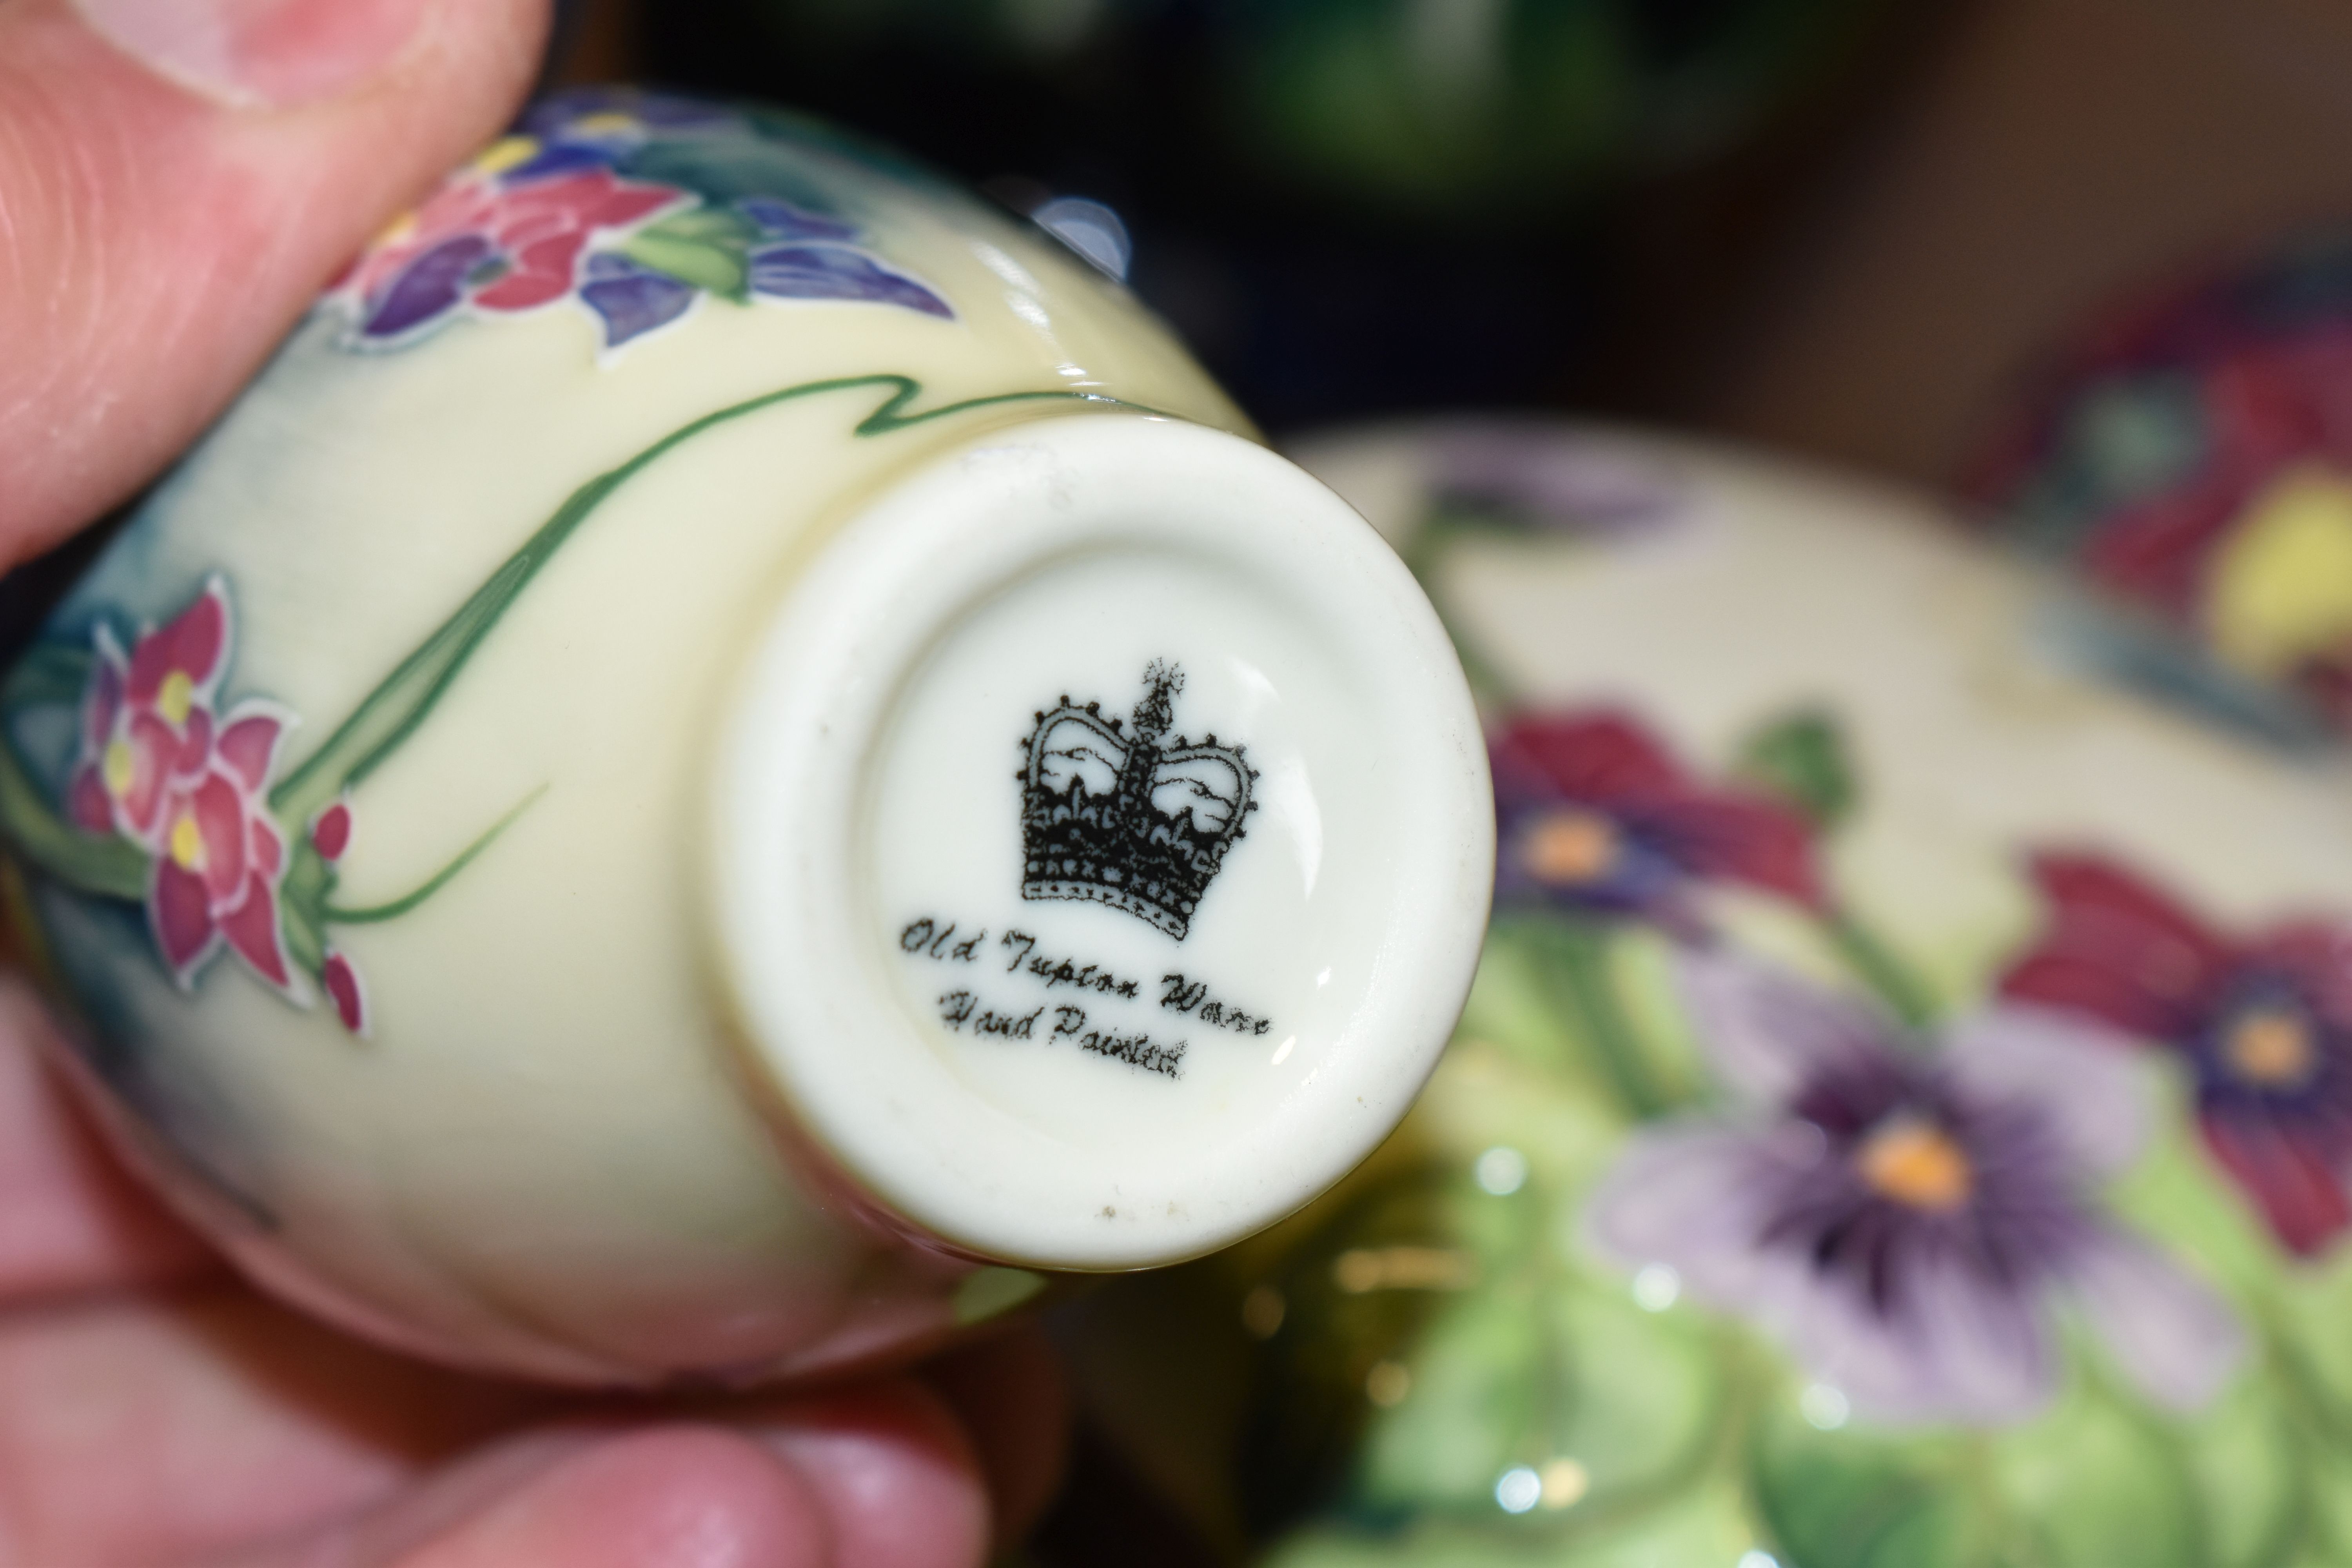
0 375 1147 1043
2002 851 2352 1256
1973 229 2352 735
1590 951 2242 1425
1205 456 2334 1566
330 88 953 352
1491 709 1822 935
64 582 301 998
47 583 384 1031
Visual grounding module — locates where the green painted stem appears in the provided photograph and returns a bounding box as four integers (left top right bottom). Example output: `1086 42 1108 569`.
4 374 1132 921
270 374 1151 828
1823 904 1936 1030
1539 918 1672 1121
322 786 545 924
0 739 146 901
0 644 93 715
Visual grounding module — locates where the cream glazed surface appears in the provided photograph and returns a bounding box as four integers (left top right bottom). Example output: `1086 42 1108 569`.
0 91 1490 1384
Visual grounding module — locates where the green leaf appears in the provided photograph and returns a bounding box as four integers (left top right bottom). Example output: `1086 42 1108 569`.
1987 1382 2199 1568
1749 1401 1990 1568
1521 914 1682 1121
1736 708 1858 830
638 204 759 246
0 642 93 714
2299 1457 2352 1566
2267 1253 2352 1445
0 737 145 902
617 229 749 300
2172 1371 2306 1568
1537 1273 1725 1508
1353 1281 1545 1514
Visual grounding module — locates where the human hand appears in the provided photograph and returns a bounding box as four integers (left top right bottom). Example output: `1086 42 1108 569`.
0 2 1069 1563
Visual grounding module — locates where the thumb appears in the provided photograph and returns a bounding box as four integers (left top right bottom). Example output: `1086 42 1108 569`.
0 0 550 570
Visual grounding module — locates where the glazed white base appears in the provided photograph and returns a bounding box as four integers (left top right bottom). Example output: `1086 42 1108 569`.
712 413 1492 1269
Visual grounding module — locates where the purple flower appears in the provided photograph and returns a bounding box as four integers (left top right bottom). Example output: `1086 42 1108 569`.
578 253 699 347
1588 953 2243 1425
2003 852 2352 1257
740 198 952 318
1492 710 1823 935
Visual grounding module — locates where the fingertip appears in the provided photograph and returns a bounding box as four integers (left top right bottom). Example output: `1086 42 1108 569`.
380 1427 829 1568
748 1378 992 1568
0 0 550 568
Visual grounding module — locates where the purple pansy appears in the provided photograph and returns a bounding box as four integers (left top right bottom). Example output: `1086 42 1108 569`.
1588 952 2243 1425
2003 853 2352 1257
1492 710 1824 936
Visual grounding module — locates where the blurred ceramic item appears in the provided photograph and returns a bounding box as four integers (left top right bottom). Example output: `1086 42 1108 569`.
1973 227 2352 746
1058 419 2352 1567
0 90 1490 1387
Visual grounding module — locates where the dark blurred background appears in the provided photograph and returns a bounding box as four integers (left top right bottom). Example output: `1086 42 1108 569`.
552 0 2352 492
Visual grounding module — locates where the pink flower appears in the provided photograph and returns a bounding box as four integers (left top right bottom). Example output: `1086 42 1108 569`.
67 582 300 998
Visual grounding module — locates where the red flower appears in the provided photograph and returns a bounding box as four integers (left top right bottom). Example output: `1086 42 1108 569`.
309 802 368 1037
67 582 300 998
2001 852 2352 1256
1491 710 1822 932
345 162 680 341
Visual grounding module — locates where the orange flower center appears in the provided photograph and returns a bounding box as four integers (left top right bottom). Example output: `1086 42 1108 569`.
156 670 196 726
1857 1117 1973 1212
2225 1009 2315 1088
1521 810 1620 886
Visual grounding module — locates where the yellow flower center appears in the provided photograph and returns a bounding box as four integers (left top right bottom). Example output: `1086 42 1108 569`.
102 738 135 798
2225 1009 2315 1087
1857 1118 1973 1212
371 210 420 250
1521 810 1620 886
470 135 541 177
155 670 195 726
168 813 205 872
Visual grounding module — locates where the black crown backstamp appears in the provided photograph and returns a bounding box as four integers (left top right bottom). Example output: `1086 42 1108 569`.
1018 662 1257 940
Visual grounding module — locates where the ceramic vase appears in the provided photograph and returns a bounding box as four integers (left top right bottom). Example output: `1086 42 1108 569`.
1061 419 2352 1568
0 90 1491 1387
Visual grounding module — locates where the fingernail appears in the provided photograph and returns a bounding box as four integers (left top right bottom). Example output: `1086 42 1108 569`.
73 0 432 109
